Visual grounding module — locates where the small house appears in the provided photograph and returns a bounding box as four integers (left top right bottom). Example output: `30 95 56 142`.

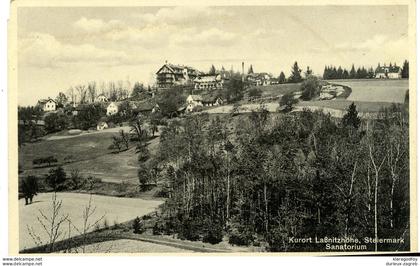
375 64 402 79
97 121 109 131
37 98 56 112
201 96 224 107
96 94 108 103
247 73 273 86
106 102 120 116
186 95 203 112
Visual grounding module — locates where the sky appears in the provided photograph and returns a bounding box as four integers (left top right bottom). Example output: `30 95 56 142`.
17 6 409 106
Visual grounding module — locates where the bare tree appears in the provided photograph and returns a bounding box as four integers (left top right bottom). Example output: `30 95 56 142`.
108 81 118 101
366 121 387 252
67 87 76 105
69 194 105 253
27 193 69 252
385 124 407 229
75 85 87 104
117 80 124 100
335 161 358 237
87 82 97 103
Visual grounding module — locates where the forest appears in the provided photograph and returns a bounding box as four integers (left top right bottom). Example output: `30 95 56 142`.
150 102 410 252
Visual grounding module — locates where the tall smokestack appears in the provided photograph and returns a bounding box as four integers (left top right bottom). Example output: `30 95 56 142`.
242 62 244 82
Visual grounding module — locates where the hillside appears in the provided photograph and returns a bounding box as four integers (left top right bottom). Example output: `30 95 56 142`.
18 126 159 183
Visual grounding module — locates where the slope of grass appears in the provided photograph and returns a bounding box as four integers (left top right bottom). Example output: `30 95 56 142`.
18 127 158 183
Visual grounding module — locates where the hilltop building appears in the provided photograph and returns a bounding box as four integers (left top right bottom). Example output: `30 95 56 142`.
193 74 225 90
375 64 402 79
156 62 201 88
247 73 273 86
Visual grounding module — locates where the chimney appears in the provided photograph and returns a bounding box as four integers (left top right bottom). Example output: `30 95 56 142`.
165 60 168 64
242 62 244 82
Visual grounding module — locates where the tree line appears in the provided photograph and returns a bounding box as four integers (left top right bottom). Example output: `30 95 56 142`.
323 61 409 80
148 102 409 251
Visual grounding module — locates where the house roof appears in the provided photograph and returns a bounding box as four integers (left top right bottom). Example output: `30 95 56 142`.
194 74 223 83
376 65 401 74
177 105 187 112
247 73 271 80
98 116 108 122
156 63 201 75
38 98 56 105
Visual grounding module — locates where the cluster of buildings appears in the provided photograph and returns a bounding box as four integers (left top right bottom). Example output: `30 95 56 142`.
155 61 278 90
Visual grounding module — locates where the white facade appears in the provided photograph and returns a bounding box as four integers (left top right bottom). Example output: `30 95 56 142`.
186 95 203 112
96 94 108 103
388 72 401 79
40 99 56 112
375 65 402 79
194 74 224 90
106 102 119 116
97 121 109 131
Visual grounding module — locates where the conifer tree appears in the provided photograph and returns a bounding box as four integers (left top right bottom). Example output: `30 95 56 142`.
248 65 254 74
342 102 361 129
289 61 302 83
279 71 286 83
350 64 356 79
402 60 409 78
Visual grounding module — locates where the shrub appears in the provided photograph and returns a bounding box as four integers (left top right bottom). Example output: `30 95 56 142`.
45 166 67 191
20 175 39 205
228 223 255 246
279 93 298 112
248 87 262 98
33 156 58 167
142 214 152 220
203 222 223 244
178 218 201 241
152 219 166 235
300 75 320 100
133 216 144 234
69 169 84 189
266 227 289 252
44 112 69 133
85 176 102 190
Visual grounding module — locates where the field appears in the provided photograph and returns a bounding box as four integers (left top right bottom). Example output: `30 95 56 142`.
250 83 302 97
18 126 161 183
19 192 163 250
332 79 408 103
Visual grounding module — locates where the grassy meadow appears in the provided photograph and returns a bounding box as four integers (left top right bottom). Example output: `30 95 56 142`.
19 128 144 183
